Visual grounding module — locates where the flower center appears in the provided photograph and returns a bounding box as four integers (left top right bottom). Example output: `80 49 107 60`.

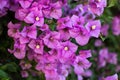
36 44 40 49
35 16 40 21
91 25 96 30
24 64 28 67
78 61 83 66
50 37 54 41
64 46 69 51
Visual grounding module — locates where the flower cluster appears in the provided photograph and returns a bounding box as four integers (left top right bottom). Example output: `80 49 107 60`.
112 16 120 36
98 48 117 68
100 74 118 80
0 0 119 80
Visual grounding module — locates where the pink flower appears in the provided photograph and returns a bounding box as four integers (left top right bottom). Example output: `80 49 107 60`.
58 41 78 58
98 48 117 68
15 8 29 21
107 52 117 65
57 16 72 30
103 74 118 80
20 25 37 39
112 16 120 36
8 22 21 39
28 39 44 54
88 2 104 16
21 70 29 78
43 1 62 19
98 48 108 68
94 39 103 47
79 50 91 58
73 55 91 75
101 24 109 36
85 20 101 38
56 16 72 40
71 15 85 27
24 8 44 27
9 39 26 59
70 26 90 46
18 0 33 9
43 31 60 49
19 60 32 70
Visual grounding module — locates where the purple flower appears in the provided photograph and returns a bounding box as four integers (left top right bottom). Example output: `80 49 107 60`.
0 0 9 10
84 12 96 21
73 55 91 75
94 39 103 47
43 31 60 49
82 70 92 77
71 15 85 27
85 20 101 38
58 41 78 58
8 22 21 38
57 16 72 30
28 39 44 54
49 1 62 19
21 70 29 78
19 60 32 70
101 24 109 36
107 52 117 65
103 74 118 80
98 48 108 68
44 70 59 80
56 64 69 80
18 0 33 9
56 16 72 40
70 4 85 16
0 0 9 17
58 28 71 41
79 50 91 58
70 26 90 46
27 49 35 61
88 2 104 16
36 54 57 71
9 0 20 12
20 25 37 39
19 35 30 44
43 1 62 19
112 16 120 36
24 8 44 27
99 48 118 68
77 75 83 80
9 39 26 59
39 24 49 31
90 0 107 7
15 8 29 21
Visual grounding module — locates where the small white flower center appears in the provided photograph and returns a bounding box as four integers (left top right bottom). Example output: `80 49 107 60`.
35 16 40 21
91 25 96 30
64 46 69 51
79 7 83 11
36 45 40 49
25 64 28 67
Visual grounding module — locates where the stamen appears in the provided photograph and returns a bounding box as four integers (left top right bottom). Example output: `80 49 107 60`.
35 16 40 21
91 25 96 30
36 45 40 49
64 46 69 51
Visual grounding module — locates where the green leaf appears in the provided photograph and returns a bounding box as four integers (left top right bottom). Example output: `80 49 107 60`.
1 78 10 80
108 0 117 7
0 70 9 78
0 62 18 72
